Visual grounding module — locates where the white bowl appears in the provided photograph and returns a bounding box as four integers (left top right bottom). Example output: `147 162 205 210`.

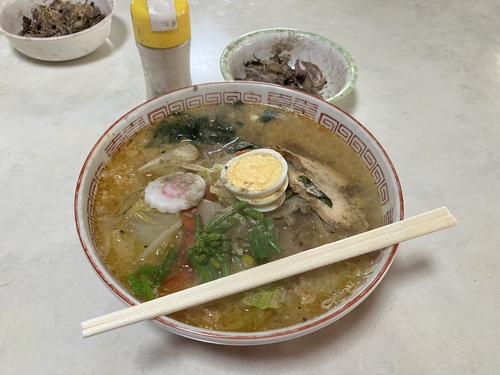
75 81 403 345
220 28 358 103
0 0 115 61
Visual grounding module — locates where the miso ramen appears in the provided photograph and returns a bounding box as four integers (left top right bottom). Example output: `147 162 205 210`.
93 101 383 332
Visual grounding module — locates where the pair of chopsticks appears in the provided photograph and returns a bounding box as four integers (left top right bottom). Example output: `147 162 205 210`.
82 207 456 338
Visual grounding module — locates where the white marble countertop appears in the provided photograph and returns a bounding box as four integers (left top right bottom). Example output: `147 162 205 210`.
1 0 499 373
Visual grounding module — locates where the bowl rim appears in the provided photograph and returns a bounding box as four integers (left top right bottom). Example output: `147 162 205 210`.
219 28 359 103
74 81 404 345
0 0 116 40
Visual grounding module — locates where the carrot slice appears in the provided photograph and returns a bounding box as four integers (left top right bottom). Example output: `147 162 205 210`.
158 267 195 295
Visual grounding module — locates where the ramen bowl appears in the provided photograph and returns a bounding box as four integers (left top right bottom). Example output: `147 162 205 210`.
75 81 403 345
220 28 358 103
0 0 115 61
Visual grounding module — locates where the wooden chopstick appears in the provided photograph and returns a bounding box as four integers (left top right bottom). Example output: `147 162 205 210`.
81 207 457 338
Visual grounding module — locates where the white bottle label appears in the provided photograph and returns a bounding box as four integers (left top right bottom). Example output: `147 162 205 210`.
147 0 178 31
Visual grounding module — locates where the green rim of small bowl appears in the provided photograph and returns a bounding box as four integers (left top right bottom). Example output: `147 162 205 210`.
220 28 358 103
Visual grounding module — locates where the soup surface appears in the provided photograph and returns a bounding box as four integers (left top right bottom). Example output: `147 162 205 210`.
93 102 383 332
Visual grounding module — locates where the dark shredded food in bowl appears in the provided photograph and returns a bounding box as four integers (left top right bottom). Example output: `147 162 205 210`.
20 0 106 37
239 52 327 97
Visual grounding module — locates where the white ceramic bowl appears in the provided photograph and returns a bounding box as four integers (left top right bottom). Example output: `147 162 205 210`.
0 0 115 61
220 28 358 103
75 81 403 345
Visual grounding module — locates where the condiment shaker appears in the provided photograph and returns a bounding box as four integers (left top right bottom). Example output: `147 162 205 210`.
130 0 192 99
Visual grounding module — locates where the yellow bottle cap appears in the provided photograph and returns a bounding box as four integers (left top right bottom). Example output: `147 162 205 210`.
130 0 191 49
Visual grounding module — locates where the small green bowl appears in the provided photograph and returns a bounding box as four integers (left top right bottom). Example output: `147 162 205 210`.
220 28 358 103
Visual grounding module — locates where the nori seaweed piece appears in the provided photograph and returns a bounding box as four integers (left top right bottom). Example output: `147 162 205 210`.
149 112 237 147
298 175 333 208
260 109 281 123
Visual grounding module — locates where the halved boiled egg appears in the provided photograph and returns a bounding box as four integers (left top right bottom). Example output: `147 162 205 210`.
221 149 288 211
235 176 288 207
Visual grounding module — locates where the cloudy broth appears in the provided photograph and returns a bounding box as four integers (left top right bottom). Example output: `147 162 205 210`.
93 102 383 332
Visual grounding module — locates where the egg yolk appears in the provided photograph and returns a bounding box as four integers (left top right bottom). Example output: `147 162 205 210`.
225 153 283 193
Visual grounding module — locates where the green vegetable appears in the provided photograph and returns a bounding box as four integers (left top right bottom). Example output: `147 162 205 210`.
188 201 283 282
248 222 272 261
188 253 216 283
243 207 282 262
242 286 285 310
140 274 155 301
241 253 254 265
126 247 179 300
202 200 246 232
136 265 158 275
242 206 265 222
243 290 272 310
157 246 179 284
126 273 145 296
187 204 242 282
263 217 281 254
298 175 333 208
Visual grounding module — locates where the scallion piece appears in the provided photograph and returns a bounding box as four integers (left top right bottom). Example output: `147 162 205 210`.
156 247 179 285
126 246 180 299
242 207 265 222
126 273 145 296
248 223 271 261
209 216 240 233
139 274 155 301
136 265 159 275
263 217 283 254
202 201 246 232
